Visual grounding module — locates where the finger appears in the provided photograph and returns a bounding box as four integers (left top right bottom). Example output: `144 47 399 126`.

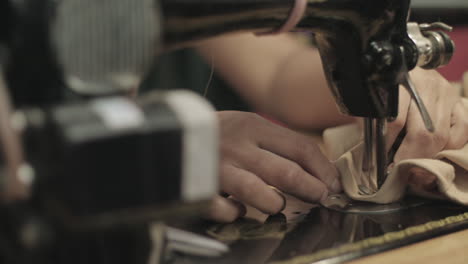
254 120 340 193
394 84 451 162
205 195 246 223
220 164 285 215
243 148 329 203
394 68 461 161
446 102 468 150
394 101 436 162
386 86 411 149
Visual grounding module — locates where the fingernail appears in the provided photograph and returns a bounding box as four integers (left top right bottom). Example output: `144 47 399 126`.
265 213 287 225
237 203 247 218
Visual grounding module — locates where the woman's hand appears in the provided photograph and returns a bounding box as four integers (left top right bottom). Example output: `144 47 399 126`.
386 68 468 163
207 111 341 223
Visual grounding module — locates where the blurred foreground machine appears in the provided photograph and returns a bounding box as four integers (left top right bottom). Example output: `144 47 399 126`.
0 0 455 263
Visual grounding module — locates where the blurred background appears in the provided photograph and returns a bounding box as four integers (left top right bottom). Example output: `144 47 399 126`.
412 0 468 82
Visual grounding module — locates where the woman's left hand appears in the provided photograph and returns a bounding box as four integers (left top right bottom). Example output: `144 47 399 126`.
386 68 468 163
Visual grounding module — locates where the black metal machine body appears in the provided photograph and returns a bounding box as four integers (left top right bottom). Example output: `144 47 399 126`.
0 0 456 263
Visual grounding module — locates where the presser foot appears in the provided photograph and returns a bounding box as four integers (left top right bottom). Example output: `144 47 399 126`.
321 193 427 214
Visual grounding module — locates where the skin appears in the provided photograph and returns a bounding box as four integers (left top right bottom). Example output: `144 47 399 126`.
387 68 468 190
208 111 341 222
387 68 468 161
196 33 352 130
195 33 468 223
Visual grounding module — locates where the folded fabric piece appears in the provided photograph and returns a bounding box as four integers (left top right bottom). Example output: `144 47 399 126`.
323 98 468 205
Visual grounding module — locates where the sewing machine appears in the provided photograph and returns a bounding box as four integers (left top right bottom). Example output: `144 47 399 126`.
0 0 456 263
159 0 454 204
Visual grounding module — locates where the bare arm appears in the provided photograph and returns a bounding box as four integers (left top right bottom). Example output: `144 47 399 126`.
195 33 353 130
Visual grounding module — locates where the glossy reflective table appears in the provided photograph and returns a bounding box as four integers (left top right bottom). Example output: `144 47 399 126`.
171 196 468 264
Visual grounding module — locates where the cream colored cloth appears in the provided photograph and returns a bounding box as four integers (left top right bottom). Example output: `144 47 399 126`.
323 98 468 205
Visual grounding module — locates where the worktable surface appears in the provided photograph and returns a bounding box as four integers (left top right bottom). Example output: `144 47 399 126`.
348 228 468 264
173 196 468 264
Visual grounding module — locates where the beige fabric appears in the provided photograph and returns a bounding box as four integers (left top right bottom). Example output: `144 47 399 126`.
323 98 468 205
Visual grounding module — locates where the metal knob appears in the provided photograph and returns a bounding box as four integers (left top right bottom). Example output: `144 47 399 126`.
407 22 455 70
421 30 455 69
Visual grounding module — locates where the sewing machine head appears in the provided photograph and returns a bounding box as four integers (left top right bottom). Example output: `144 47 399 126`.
297 0 455 192
300 0 454 119
296 0 455 192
